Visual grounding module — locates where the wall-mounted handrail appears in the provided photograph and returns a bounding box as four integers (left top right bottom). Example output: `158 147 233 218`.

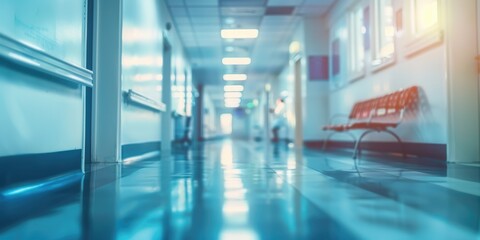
125 89 166 112
0 33 93 87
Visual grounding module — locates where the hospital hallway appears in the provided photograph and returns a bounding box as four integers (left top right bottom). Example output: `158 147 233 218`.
1 139 479 239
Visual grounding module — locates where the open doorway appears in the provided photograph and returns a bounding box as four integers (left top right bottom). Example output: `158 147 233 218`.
220 113 233 135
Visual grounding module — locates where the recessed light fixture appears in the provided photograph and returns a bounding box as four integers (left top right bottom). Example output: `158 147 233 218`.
221 29 259 39
225 104 241 109
224 92 242 98
225 99 241 108
224 85 244 92
225 103 240 108
225 98 241 104
222 57 251 65
223 74 247 81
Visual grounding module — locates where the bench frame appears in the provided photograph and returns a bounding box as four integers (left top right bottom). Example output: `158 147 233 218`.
322 86 419 160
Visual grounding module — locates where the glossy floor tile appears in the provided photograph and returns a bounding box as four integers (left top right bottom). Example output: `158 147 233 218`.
1 140 480 239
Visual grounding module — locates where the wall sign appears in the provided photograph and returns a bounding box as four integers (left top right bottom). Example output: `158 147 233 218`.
308 55 329 81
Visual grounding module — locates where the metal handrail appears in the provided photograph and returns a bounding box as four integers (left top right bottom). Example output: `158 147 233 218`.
0 33 93 87
125 89 166 112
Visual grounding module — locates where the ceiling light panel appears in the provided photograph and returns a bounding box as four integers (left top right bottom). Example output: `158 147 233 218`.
221 29 259 39
222 57 251 65
224 92 243 98
223 74 247 81
225 98 242 104
224 85 244 91
225 103 240 108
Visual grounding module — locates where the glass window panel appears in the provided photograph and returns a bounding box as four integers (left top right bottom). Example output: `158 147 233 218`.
348 7 366 75
415 0 438 33
373 0 395 62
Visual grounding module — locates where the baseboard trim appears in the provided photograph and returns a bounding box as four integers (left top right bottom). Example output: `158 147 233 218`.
0 150 82 190
304 140 446 161
123 151 161 165
0 172 82 231
121 141 161 159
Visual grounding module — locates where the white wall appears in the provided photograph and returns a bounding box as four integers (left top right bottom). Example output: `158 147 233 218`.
274 17 330 142
0 0 86 157
0 68 84 156
303 17 330 141
121 0 191 146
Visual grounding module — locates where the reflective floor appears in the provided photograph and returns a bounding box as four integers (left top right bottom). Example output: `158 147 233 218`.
1 140 480 239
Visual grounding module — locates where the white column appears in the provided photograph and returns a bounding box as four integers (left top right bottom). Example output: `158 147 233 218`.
91 0 123 162
161 39 173 154
445 0 480 163
294 58 304 148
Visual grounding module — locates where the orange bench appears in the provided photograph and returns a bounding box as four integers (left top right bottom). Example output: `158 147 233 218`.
322 86 420 159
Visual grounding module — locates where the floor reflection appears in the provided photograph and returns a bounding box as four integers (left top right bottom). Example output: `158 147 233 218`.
1 139 479 239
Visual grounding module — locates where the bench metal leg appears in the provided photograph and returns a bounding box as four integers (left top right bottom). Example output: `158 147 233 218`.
352 130 375 160
323 131 357 152
353 129 406 160
383 129 406 159
322 132 336 151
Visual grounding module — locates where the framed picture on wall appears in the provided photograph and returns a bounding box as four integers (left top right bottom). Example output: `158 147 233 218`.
332 38 340 76
308 55 329 81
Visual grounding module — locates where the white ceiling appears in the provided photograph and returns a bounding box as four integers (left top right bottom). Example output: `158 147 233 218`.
165 0 336 107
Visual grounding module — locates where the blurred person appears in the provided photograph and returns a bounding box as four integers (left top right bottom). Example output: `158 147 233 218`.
271 92 288 142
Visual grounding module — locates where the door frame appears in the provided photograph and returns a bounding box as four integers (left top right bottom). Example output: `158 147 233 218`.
293 57 303 148
161 36 173 154
445 0 480 163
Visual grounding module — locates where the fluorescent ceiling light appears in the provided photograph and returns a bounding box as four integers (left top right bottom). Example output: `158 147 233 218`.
223 74 247 81
222 57 251 65
221 29 259 39
224 92 242 98
224 85 244 92
225 103 240 108
225 98 241 104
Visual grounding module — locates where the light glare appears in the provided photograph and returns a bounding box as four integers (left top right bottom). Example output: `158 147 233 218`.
221 29 259 39
223 74 247 81
224 92 242 98
225 103 240 108
222 57 251 65
225 98 241 104
224 85 244 92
